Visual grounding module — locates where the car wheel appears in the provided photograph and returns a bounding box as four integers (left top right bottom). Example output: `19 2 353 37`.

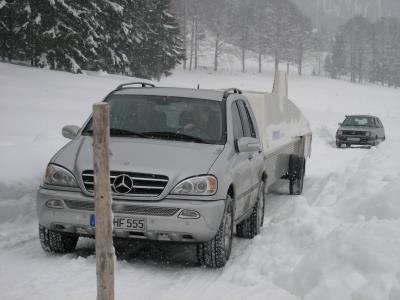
289 155 305 195
373 136 379 146
336 140 341 148
39 225 78 253
236 181 265 239
197 195 233 268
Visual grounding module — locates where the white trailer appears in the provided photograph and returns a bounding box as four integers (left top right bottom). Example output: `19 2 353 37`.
244 72 312 194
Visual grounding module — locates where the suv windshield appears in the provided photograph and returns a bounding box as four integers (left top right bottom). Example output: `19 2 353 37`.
83 94 226 144
343 116 375 127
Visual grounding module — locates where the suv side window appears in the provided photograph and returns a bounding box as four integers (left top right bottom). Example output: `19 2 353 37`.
237 100 256 138
232 102 244 139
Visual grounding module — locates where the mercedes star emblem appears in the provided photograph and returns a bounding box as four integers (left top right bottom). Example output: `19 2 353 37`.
113 174 133 194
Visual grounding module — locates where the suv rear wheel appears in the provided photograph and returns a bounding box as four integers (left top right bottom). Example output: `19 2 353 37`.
39 225 78 253
236 181 265 239
197 195 234 268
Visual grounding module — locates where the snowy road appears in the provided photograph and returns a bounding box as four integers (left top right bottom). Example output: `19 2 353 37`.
1 63 400 300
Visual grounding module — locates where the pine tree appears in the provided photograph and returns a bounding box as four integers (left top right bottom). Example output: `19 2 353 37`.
1 0 184 78
330 33 346 79
91 0 133 74
130 0 184 79
0 0 17 61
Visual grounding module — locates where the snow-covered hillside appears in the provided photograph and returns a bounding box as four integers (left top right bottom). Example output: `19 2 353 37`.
1 62 400 300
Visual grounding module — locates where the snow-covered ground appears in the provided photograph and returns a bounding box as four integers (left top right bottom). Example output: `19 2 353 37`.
1 62 400 300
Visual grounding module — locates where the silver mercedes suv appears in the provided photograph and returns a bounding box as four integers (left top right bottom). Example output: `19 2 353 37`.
37 83 267 267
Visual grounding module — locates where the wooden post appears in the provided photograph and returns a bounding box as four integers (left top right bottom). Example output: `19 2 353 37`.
93 103 115 300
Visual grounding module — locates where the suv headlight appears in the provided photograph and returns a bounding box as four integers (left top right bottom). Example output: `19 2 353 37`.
171 175 218 196
337 130 343 135
44 164 78 187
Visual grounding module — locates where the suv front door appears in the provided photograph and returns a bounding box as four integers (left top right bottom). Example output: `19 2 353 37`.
236 100 262 213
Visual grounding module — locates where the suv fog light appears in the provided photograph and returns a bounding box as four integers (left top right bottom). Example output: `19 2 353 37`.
178 209 200 219
46 199 64 209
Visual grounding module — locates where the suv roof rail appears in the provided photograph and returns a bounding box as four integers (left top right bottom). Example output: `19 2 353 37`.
223 88 242 98
116 82 155 90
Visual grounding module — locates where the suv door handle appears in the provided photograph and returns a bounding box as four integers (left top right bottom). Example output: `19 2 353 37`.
248 154 254 160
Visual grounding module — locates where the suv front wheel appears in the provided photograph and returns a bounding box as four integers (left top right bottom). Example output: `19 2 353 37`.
39 225 78 253
236 181 265 239
197 195 234 268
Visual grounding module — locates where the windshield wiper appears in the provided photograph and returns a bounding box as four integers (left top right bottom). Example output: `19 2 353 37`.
84 128 149 138
145 131 210 144
109 128 150 138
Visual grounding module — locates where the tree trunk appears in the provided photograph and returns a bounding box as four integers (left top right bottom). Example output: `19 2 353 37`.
194 16 198 70
182 0 187 70
241 47 245 72
274 56 279 77
258 51 262 73
214 33 219 72
358 49 363 83
189 17 195 70
297 43 303 76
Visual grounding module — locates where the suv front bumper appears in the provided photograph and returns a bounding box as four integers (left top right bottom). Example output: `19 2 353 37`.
37 187 225 243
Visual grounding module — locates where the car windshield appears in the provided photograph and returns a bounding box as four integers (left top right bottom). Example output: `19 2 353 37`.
343 116 375 127
83 94 226 144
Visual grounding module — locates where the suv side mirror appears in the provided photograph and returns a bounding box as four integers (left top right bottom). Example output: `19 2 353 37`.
236 137 260 153
62 125 80 139
338 123 342 126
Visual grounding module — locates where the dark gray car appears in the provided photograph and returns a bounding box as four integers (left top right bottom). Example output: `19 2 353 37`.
336 115 385 148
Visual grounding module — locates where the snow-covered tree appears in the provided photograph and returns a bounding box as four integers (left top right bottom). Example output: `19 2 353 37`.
132 0 184 79
329 32 347 79
0 0 17 61
1 0 184 78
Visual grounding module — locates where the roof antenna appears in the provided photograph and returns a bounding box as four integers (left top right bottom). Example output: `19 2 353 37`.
197 84 200 89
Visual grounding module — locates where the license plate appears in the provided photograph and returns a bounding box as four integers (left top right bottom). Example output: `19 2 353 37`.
348 137 360 141
90 214 146 232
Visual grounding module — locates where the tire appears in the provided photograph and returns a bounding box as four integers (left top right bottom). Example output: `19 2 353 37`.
373 136 379 146
236 181 265 239
39 225 78 253
289 155 305 195
336 140 341 148
197 195 234 268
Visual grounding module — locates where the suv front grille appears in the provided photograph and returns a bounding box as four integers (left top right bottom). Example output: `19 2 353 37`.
64 200 179 216
82 170 168 197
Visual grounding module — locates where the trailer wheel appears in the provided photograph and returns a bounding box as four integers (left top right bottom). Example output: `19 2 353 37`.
289 155 305 195
39 225 78 253
236 181 265 239
197 195 233 268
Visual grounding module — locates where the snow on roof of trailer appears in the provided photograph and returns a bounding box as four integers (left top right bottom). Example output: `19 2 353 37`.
113 87 225 101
